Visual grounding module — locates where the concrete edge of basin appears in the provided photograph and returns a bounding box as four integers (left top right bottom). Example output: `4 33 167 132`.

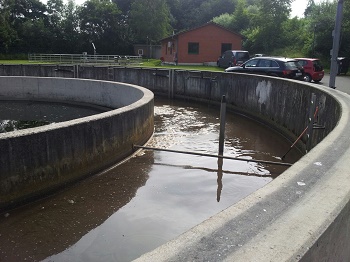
1 68 349 261
134 85 350 261
0 76 154 211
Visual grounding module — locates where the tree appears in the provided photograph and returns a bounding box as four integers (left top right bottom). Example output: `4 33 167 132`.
213 13 233 29
212 0 253 33
53 0 81 53
45 0 66 52
305 1 336 58
304 0 315 17
113 0 132 14
280 17 308 56
129 0 172 43
339 0 350 57
197 0 236 25
0 1 17 53
6 0 50 53
243 0 293 53
229 0 251 32
79 0 131 54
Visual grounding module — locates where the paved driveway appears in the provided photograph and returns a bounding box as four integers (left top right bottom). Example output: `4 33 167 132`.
315 73 350 95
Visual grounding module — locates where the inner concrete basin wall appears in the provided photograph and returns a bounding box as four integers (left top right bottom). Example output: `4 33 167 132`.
0 76 154 211
1 65 350 261
0 65 339 149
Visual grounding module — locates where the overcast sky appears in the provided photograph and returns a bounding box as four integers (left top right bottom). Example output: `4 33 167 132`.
40 0 326 19
290 0 324 18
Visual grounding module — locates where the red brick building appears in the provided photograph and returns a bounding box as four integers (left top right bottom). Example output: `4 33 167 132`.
160 22 243 65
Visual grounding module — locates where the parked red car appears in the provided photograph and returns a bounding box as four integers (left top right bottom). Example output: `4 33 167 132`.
295 58 324 83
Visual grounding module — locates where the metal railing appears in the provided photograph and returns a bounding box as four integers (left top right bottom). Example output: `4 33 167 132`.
28 53 143 65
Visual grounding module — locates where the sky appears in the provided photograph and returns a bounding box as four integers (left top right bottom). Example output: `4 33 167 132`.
290 0 323 18
41 0 324 19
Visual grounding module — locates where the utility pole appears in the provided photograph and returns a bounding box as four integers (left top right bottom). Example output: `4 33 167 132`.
329 0 343 89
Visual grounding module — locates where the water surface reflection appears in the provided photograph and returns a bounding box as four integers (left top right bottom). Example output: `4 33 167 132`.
0 98 301 262
0 100 108 133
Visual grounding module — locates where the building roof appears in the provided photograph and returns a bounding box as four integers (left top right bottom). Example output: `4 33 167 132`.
160 22 244 42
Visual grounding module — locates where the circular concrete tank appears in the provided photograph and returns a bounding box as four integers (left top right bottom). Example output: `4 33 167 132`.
0 76 154 210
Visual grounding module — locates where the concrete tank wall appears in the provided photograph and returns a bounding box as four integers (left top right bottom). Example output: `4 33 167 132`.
0 76 154 211
1 65 350 261
0 64 339 150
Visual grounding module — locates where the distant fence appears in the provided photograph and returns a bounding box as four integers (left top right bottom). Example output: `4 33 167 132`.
28 54 143 65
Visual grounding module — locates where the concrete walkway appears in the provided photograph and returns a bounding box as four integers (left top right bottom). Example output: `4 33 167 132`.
317 73 350 94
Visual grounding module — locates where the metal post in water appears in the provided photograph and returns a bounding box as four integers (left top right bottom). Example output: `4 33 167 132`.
219 95 227 156
133 145 293 166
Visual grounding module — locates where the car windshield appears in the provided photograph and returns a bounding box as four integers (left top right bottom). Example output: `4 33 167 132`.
285 61 300 69
237 52 249 60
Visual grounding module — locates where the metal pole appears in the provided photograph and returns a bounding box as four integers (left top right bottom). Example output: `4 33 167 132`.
219 95 226 155
329 0 344 89
133 145 292 166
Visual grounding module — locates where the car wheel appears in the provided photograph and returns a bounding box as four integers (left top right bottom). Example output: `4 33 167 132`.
304 74 312 82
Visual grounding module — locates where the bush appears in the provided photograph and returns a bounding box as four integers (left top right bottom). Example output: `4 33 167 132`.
0 53 28 60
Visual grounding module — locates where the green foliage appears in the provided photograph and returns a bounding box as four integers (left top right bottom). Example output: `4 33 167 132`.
213 13 233 28
340 0 350 57
0 54 27 60
79 0 127 53
130 0 172 44
0 7 17 53
229 0 251 32
0 0 349 61
166 0 236 32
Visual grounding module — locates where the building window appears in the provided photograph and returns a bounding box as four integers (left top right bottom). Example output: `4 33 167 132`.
168 41 173 55
188 42 199 54
221 43 232 54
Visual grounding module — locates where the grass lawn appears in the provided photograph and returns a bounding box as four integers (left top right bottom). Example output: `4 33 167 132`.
0 60 34 64
0 58 225 72
141 59 224 72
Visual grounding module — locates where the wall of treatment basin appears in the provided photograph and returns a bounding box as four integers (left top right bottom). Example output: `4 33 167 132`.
1 64 350 261
0 76 154 211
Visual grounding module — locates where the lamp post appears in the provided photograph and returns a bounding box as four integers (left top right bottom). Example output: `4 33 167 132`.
329 0 343 89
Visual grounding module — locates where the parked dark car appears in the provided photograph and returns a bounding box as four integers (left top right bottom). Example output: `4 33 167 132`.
217 50 250 68
225 57 304 80
295 58 324 82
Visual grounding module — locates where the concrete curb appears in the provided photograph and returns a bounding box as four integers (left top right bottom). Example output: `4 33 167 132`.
134 86 350 261
0 77 154 211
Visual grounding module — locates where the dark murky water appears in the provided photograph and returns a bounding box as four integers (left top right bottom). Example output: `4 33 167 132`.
0 98 301 262
0 100 108 133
